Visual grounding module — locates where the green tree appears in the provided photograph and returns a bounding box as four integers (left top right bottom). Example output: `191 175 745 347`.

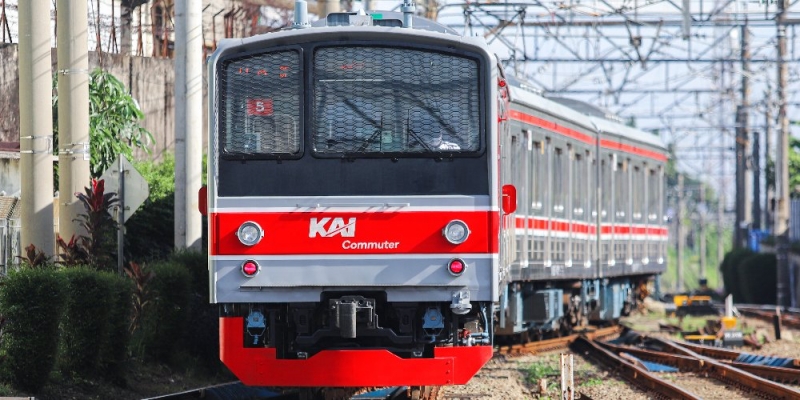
766 136 800 198
53 68 153 178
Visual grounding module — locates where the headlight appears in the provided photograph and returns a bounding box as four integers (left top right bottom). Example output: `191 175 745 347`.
237 221 264 246
442 220 469 245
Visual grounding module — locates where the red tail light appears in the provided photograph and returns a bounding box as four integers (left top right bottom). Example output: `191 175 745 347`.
448 258 466 276
242 260 259 277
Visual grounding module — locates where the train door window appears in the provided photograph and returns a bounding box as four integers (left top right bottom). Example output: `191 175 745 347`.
553 147 565 214
632 165 643 221
600 159 610 222
220 50 302 157
615 160 628 222
572 152 585 265
648 168 660 223
531 141 544 216
573 153 585 221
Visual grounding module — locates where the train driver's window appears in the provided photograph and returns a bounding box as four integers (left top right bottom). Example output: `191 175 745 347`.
221 50 301 157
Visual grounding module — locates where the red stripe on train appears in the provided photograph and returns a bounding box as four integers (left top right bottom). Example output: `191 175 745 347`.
509 110 668 162
211 211 499 255
514 217 668 236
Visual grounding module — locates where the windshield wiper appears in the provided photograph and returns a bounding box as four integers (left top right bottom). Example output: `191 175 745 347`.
406 111 435 153
356 116 384 152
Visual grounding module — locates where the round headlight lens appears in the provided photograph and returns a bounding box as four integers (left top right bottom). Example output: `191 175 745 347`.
237 221 263 246
443 220 469 245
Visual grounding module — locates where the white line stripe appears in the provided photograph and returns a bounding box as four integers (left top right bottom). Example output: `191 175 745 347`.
210 253 498 260
210 206 499 213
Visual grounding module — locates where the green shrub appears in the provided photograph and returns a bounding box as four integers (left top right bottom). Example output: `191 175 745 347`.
99 272 134 383
58 267 114 376
719 248 755 302
0 268 66 392
140 261 192 362
169 251 220 371
737 253 777 304
125 156 176 261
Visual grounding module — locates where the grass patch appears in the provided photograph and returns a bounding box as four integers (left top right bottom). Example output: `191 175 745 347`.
579 377 606 387
527 363 560 383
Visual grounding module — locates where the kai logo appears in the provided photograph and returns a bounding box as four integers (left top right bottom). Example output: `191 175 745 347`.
309 217 356 238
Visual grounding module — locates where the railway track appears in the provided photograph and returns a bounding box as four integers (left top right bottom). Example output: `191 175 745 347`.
496 325 623 356
583 331 800 399
734 305 800 329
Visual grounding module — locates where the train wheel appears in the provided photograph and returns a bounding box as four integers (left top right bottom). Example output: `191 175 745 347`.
408 386 441 400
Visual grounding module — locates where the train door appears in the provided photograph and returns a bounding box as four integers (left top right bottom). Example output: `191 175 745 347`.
614 155 628 270
572 148 588 269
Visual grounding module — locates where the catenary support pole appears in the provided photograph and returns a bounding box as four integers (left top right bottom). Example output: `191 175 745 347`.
776 0 791 306
174 0 203 250
676 173 684 293
18 0 54 256
57 0 91 242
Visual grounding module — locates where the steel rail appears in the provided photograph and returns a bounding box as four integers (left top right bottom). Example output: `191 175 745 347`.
678 340 800 367
650 337 800 399
597 341 705 371
496 325 622 355
572 337 699 400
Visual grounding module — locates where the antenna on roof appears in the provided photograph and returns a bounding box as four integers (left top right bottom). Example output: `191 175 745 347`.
294 0 310 28
401 0 415 28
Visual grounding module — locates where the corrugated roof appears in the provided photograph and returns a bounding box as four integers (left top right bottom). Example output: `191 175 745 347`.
0 196 18 220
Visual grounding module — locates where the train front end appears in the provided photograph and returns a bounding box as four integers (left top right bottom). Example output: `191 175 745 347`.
207 14 501 387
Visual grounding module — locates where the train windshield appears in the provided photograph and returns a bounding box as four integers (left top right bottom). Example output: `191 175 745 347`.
312 46 482 157
219 49 302 158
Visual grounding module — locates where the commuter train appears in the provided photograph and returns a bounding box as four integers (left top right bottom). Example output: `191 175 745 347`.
204 7 668 388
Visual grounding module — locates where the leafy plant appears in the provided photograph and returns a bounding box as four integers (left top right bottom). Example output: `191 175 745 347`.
527 363 559 383
124 261 156 333
75 179 118 270
16 244 51 269
53 68 154 178
55 234 90 267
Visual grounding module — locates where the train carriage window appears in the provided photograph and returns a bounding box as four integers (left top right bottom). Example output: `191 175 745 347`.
553 148 565 213
531 141 544 215
219 50 302 157
311 46 481 156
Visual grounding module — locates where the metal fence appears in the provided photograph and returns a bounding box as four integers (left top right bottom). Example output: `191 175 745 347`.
0 217 20 274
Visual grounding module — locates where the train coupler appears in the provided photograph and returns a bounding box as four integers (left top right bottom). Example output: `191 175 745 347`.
330 296 376 338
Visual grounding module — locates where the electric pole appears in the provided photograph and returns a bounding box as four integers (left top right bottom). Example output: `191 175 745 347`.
677 174 684 293
776 0 791 306
174 0 203 250
57 0 91 242
734 20 751 249
18 0 54 256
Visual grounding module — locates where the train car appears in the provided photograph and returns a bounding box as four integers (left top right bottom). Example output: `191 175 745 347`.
206 9 503 387
204 5 667 389
495 77 668 338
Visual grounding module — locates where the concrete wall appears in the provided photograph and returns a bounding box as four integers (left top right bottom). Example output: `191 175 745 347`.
0 44 208 161
0 156 20 196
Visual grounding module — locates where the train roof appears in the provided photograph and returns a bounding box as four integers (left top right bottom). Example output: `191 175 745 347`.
505 75 667 152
